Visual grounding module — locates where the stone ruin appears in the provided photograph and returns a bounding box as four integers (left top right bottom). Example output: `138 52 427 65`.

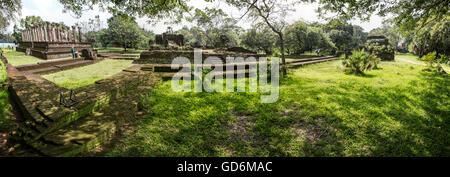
136 33 263 64
16 22 97 60
366 35 395 61
150 33 185 49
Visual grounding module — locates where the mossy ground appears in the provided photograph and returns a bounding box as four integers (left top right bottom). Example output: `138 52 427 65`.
2 49 72 66
97 55 449 157
41 59 135 89
0 56 12 132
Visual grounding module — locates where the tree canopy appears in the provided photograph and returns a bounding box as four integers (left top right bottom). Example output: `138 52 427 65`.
316 0 449 32
0 0 22 34
106 14 145 50
58 0 192 23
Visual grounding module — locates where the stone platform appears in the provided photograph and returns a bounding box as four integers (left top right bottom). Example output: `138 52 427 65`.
16 42 97 60
135 49 265 64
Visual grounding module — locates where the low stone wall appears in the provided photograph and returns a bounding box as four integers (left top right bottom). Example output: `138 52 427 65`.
135 50 265 64
15 58 85 71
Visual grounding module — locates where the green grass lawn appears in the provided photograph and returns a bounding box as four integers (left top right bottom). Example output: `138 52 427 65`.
98 55 449 157
42 59 135 89
0 59 12 132
95 47 144 54
396 53 450 71
2 49 72 66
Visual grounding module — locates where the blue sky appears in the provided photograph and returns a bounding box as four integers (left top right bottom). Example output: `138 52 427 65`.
7 0 385 34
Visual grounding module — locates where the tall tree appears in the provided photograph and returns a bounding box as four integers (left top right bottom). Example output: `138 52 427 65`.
0 0 22 34
107 14 145 51
58 0 191 22
190 7 241 48
241 23 277 55
284 20 336 54
226 0 301 76
20 16 45 29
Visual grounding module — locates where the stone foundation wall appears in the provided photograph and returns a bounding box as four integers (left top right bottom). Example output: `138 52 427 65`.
16 42 97 60
136 50 265 64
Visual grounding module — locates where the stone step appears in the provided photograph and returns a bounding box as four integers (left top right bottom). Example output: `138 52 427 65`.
28 113 117 156
159 69 257 80
21 72 162 156
16 58 84 71
150 62 260 73
110 56 139 60
24 66 61 75
288 58 338 68
117 54 140 57
286 56 335 64
54 60 94 70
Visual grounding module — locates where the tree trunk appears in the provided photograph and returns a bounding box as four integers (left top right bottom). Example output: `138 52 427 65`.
278 33 287 76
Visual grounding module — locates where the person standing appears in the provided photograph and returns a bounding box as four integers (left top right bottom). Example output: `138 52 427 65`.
71 47 76 59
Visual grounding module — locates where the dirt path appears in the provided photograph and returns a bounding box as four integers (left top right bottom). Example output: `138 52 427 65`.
397 58 449 72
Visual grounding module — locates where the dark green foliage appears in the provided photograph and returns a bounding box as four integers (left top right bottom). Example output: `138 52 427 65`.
366 42 395 61
0 0 21 33
106 14 145 50
240 23 277 55
342 49 381 74
284 20 336 54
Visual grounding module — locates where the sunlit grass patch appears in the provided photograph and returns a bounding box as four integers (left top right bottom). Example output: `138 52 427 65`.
42 59 134 89
98 56 449 157
2 49 72 66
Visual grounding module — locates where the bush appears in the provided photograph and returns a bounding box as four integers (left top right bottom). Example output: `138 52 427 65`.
366 42 395 61
342 49 381 74
420 52 448 74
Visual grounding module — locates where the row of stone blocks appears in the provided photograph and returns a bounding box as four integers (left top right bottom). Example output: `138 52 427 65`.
135 50 265 64
16 42 97 60
5 63 160 156
16 58 99 75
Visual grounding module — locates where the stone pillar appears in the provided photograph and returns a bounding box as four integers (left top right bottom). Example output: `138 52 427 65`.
48 24 52 42
23 30 26 42
42 25 46 42
25 30 28 42
72 26 76 43
46 23 51 42
37 25 41 42
66 27 70 42
60 27 64 42
31 27 35 42
78 27 82 43
51 24 56 42
38 25 43 42
37 26 40 42
44 25 48 42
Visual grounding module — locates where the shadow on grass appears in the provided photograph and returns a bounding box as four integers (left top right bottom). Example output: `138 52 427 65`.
100 68 448 157
282 72 449 156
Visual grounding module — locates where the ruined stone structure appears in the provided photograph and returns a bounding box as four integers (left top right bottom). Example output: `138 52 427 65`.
139 33 262 64
154 33 185 47
17 22 97 60
366 35 395 61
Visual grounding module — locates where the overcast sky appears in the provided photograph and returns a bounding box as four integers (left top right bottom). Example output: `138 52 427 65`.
7 0 386 34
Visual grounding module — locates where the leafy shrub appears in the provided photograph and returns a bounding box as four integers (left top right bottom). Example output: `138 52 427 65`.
342 49 381 74
366 42 395 60
420 52 448 74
